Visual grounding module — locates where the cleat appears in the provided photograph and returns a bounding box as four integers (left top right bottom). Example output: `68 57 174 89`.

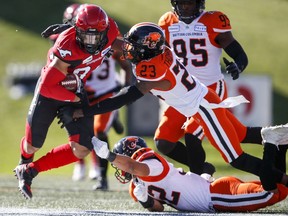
89 166 101 180
13 164 38 199
18 156 34 165
92 177 108 191
72 162 86 181
112 113 124 134
261 124 288 146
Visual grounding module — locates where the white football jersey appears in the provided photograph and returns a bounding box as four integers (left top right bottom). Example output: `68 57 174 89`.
85 57 121 97
134 47 208 117
159 11 232 86
131 148 215 213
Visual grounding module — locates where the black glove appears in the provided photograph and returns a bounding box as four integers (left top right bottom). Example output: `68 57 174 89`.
57 106 82 128
223 57 241 80
41 24 72 38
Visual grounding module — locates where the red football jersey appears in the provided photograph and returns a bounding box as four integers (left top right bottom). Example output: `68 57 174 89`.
51 17 119 82
39 17 119 102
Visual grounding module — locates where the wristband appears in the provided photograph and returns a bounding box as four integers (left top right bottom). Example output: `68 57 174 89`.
139 196 154 209
107 152 117 162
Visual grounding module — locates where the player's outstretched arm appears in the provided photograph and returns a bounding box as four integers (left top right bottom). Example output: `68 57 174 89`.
92 136 149 176
84 85 144 116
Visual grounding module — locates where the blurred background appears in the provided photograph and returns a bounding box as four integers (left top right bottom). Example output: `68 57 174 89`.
0 0 288 177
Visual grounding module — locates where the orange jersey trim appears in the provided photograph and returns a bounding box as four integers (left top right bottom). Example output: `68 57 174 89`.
134 47 176 90
158 11 179 43
131 148 170 182
159 11 232 48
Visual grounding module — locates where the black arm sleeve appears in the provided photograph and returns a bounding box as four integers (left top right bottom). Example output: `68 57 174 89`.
41 24 72 38
84 85 144 116
224 40 248 72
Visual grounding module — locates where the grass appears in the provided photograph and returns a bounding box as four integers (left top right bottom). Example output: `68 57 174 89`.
0 1 287 214
1 170 287 215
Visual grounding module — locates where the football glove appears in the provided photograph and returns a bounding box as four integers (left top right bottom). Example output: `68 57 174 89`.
41 24 72 38
223 57 241 80
133 181 148 203
57 106 83 128
92 137 110 159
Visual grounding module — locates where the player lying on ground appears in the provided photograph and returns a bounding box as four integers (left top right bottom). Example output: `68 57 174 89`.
92 136 288 213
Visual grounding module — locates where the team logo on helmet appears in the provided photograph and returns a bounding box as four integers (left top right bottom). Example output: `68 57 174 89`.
125 137 138 150
143 32 162 49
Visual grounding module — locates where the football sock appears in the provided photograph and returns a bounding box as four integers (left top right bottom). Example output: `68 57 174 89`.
165 141 188 165
275 145 287 173
90 150 98 166
99 158 108 178
97 133 109 178
241 127 262 144
20 136 34 159
260 143 283 191
185 133 205 174
30 143 79 172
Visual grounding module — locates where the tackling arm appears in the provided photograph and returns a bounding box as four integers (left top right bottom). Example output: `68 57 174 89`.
92 136 150 176
112 154 150 177
84 79 168 116
84 85 144 116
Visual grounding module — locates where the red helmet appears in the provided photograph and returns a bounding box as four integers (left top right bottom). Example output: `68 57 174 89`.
63 3 81 25
75 4 109 54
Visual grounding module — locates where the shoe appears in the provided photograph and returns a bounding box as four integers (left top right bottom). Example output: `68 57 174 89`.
13 164 38 199
202 162 216 176
92 177 108 191
88 166 101 180
261 124 288 146
18 155 34 165
112 114 124 134
72 162 86 181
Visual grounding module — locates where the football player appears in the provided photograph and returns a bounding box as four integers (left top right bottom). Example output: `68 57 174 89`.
13 4 126 199
42 3 131 190
155 0 287 176
92 135 288 213
57 22 288 193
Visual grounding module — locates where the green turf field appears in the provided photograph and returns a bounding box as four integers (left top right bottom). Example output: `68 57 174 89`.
0 0 287 214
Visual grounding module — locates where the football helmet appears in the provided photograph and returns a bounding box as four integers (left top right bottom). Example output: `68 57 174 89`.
75 4 109 55
171 0 205 24
63 3 81 25
123 22 165 64
112 136 147 184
